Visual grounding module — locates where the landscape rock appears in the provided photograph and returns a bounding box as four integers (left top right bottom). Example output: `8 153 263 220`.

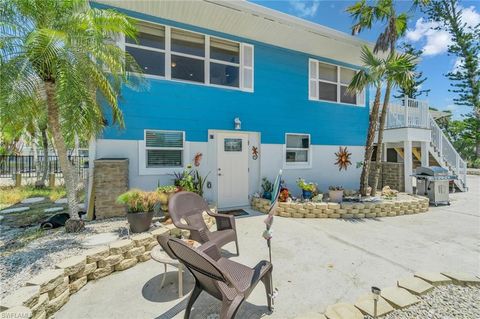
26 269 65 294
72 262 97 279
43 207 64 213
150 227 170 239
114 258 138 271
69 276 87 294
48 276 69 299
85 246 109 263
97 254 123 268
0 207 30 214
87 266 114 280
131 233 153 247
145 240 159 251
55 255 86 276
137 251 151 262
109 239 134 254
125 246 145 259
31 293 48 317
21 197 45 204
46 288 69 316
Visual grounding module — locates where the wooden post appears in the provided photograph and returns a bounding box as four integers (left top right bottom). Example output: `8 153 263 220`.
49 173 56 188
15 173 21 187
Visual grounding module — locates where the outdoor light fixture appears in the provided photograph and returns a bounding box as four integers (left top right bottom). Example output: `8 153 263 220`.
371 286 381 319
234 117 241 130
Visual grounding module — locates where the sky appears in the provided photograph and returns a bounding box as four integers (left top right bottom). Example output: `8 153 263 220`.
250 0 480 120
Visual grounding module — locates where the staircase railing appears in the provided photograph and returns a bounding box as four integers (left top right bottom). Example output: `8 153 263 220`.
429 115 467 189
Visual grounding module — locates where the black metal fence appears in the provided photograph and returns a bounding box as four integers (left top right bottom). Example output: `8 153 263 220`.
0 155 89 180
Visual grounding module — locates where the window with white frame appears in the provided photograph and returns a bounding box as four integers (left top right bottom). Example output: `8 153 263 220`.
123 21 253 91
309 59 365 106
145 130 184 168
285 134 310 164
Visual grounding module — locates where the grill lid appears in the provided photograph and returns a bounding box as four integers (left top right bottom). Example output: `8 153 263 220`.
415 166 449 176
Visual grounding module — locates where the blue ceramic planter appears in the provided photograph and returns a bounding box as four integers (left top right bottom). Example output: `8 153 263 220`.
302 190 313 199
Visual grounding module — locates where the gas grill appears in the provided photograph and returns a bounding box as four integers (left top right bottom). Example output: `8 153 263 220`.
412 166 456 206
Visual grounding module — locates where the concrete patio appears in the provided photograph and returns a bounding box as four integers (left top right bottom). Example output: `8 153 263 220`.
56 175 479 319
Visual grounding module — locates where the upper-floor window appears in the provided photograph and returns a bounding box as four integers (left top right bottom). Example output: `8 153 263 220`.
308 59 365 106
124 21 253 92
285 133 311 168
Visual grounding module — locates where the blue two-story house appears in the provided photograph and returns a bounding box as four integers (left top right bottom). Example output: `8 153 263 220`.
92 0 371 209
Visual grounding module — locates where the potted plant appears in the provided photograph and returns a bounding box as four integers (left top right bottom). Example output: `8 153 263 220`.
261 177 273 200
328 186 344 203
117 189 159 233
297 178 317 200
156 185 178 213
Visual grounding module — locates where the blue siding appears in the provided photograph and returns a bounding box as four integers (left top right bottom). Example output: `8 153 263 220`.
98 4 370 145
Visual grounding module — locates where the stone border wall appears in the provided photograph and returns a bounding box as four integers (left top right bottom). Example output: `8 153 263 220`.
0 215 216 319
251 196 429 218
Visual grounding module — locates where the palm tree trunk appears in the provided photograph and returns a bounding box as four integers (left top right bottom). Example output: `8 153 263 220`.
45 81 83 231
360 87 382 196
372 81 392 196
40 126 49 184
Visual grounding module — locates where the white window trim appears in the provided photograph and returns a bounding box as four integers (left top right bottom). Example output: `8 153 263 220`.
123 19 253 92
309 58 365 107
139 129 188 175
283 133 312 169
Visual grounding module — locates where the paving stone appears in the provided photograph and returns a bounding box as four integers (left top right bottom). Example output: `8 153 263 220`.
354 294 394 317
414 272 452 286
27 269 65 294
131 233 154 247
380 286 420 309
55 255 86 276
0 285 40 310
441 272 480 285
69 276 87 294
43 207 64 213
82 233 119 247
397 277 434 295
109 239 134 254
55 198 68 204
0 306 32 318
1 206 30 214
85 246 109 263
325 303 363 319
21 197 45 204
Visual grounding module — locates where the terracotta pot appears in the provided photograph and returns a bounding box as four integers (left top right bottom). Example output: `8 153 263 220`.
127 211 153 233
329 190 344 203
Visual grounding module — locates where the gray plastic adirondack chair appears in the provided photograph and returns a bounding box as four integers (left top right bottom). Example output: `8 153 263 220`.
160 236 273 319
168 191 239 255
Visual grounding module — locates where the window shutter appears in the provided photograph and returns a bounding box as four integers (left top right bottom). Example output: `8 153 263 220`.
357 89 365 106
309 59 318 100
241 44 254 92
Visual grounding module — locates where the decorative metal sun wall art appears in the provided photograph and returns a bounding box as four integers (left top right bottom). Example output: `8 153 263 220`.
334 146 352 171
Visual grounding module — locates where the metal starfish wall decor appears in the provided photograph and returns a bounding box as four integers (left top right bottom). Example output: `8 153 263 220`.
334 146 352 171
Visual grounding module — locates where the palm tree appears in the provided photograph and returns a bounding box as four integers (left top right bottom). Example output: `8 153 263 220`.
0 0 143 231
347 0 426 195
348 47 385 196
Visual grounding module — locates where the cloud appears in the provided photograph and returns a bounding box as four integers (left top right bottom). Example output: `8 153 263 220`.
452 57 464 72
289 0 320 17
406 5 479 56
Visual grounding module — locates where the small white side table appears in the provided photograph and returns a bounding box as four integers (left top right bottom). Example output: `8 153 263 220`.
151 246 184 298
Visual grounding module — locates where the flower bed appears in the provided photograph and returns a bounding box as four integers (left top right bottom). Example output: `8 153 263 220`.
251 195 429 218
0 215 216 319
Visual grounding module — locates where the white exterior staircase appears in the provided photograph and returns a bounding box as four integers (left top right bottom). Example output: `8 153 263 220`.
376 97 467 192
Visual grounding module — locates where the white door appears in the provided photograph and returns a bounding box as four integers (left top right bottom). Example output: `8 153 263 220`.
217 132 249 208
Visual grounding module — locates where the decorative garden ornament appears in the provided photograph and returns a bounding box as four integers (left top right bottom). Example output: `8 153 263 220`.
335 146 352 171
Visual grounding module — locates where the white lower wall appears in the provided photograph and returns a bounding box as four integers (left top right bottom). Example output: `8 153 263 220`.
95 139 364 202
